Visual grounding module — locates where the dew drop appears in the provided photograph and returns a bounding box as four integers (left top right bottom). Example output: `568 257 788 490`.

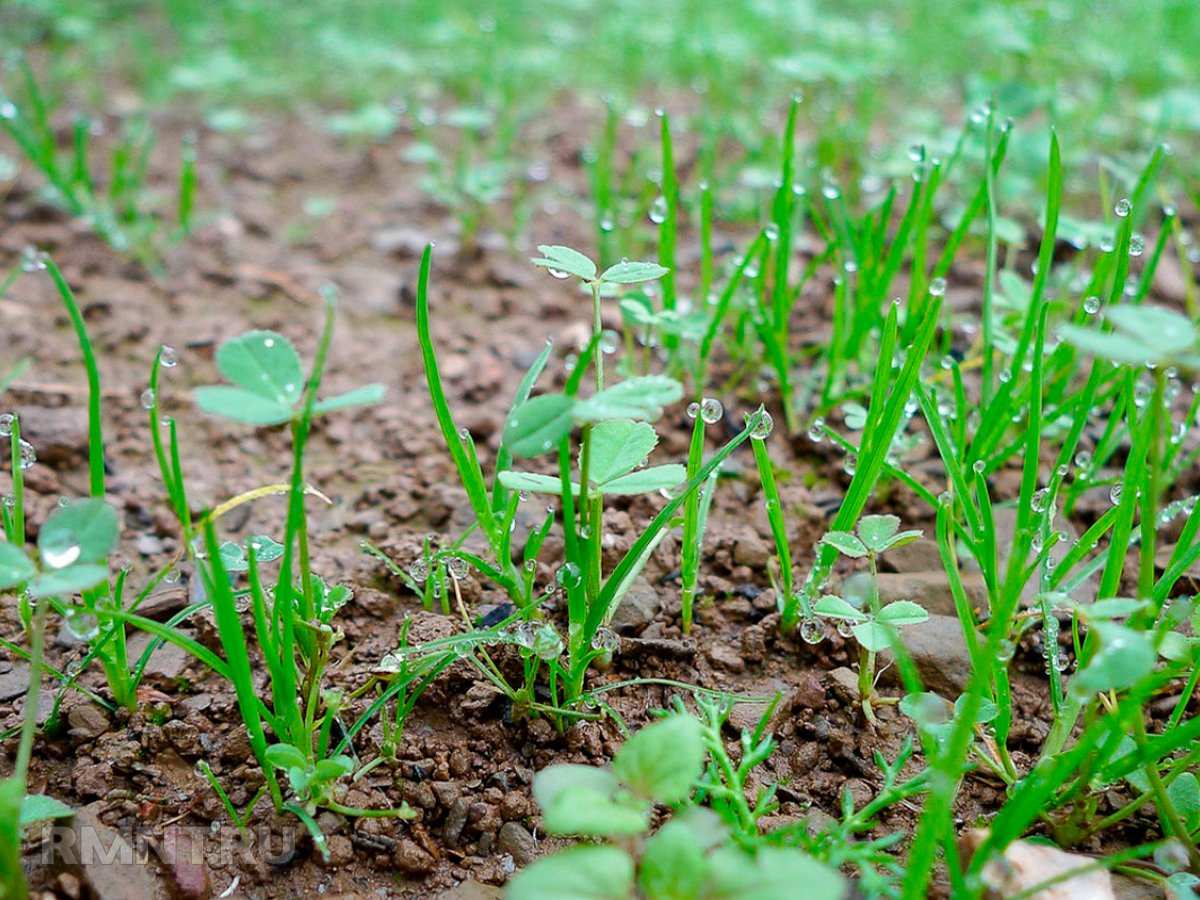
547 267 570 280
409 559 429 583
160 345 178 368
763 222 780 241
972 460 985 474
700 398 723 424
140 388 157 410
18 439 35 469
0 413 13 437
590 627 620 652
1083 295 1101 315
1114 199 1131 218
807 417 825 443
599 329 620 354
648 196 667 224
929 277 947 297
65 607 100 642
1109 483 1123 505
687 401 701 420
446 557 469 579
749 410 773 440
799 618 826 644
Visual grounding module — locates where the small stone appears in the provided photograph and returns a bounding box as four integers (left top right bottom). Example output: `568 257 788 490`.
963 830 1116 899
496 822 538 867
880 615 972 696
706 643 745 673
609 576 662 634
67 704 110 741
324 834 354 867
0 661 29 701
873 571 989 618
394 838 437 874
437 881 504 900
731 529 770 569
73 762 112 798
135 533 165 556
63 805 158 899
826 667 861 703
877 538 943 574
443 796 471 847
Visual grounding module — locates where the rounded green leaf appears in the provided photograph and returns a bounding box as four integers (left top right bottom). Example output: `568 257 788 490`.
194 385 295 425
820 531 868 558
498 470 580 496
38 499 118 569
877 600 929 627
857 514 900 551
613 714 704 804
639 818 706 899
587 420 659 485
216 330 304 405
265 743 309 771
1072 622 1156 694
531 245 597 281
504 393 576 458
600 260 670 284
600 464 686 496
573 376 682 423
507 845 634 900
814 594 867 621
26 564 109 598
851 621 895 653
0 542 36 590
19 794 74 827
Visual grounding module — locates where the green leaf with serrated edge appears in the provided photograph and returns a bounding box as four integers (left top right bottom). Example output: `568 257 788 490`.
504 393 576 458
541 784 648 837
600 260 670 284
599 465 686 496
498 471 581 496
534 763 618 812
311 383 385 416
0 542 35 590
194 385 294 425
639 817 706 900
1169 773 1200 831
1159 631 1192 662
877 600 929 627
1079 597 1150 619
19 793 74 827
265 743 308 771
851 621 894 653
531 245 597 281
246 535 284 563
954 693 999 724
507 845 635 900
883 530 924 551
586 420 658 485
1072 622 1156 694
215 330 304 405
820 531 868 558
814 594 868 621
857 514 900 551
573 376 682 422
706 845 846 900
39 499 118 568
219 541 247 572
26 564 109 598
612 714 704 804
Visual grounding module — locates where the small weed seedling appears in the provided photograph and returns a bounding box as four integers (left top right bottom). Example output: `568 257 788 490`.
0 60 197 269
813 515 927 723
411 243 767 717
507 707 846 900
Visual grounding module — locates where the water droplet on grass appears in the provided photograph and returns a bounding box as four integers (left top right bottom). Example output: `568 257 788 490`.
1114 198 1131 217
447 557 469 579
972 460 986 474
1129 234 1145 257
799 618 825 644
700 398 723 424
1083 295 1101 314
140 388 156 410
65 608 100 641
18 439 36 469
591 627 620 652
687 402 700 419
160 345 178 367
0 413 13 436
409 559 429 583
929 277 946 296
648 196 667 224
764 222 780 241
1109 483 1123 504
749 411 773 440
807 417 825 443
547 267 570 280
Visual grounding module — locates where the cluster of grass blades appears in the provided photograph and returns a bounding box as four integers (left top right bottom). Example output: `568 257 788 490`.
2 39 1200 892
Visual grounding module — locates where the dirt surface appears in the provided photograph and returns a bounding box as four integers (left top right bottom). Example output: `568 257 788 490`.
0 108 1189 898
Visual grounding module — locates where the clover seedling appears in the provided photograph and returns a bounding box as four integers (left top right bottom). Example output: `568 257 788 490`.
194 328 383 425
509 711 845 900
815 514 926 723
1058 304 1200 368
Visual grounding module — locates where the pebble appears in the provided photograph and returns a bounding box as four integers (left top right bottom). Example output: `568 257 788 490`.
394 838 437 874
706 643 745 673
880 614 973 696
496 822 538 867
609 576 662 634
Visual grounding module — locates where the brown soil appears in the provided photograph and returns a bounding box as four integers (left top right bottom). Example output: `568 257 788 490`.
0 107 1188 899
